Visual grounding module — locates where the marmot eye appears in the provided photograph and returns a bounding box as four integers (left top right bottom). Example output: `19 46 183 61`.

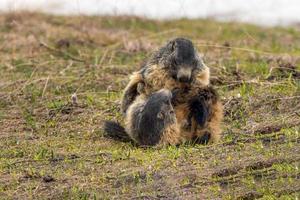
157 112 164 119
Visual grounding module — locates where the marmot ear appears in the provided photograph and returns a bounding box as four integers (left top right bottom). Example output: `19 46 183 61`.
167 40 177 51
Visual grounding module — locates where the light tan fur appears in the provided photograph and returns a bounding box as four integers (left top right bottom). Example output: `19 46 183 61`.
124 72 143 93
195 64 210 86
121 72 144 114
158 123 182 146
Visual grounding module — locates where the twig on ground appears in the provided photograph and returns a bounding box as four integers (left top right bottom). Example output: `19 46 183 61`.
59 61 73 75
143 29 179 39
268 96 300 101
40 41 85 62
196 43 275 55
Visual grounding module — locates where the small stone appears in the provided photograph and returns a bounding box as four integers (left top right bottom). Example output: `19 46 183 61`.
71 93 78 105
42 175 55 183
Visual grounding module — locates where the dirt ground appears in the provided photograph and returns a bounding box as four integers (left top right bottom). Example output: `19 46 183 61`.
0 12 299 199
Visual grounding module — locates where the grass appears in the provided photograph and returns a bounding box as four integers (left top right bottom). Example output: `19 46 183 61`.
0 12 299 199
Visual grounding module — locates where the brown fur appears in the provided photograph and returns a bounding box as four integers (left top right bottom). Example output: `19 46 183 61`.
186 86 223 143
172 85 223 143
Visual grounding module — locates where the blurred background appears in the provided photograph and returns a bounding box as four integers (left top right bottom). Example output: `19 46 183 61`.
1 0 300 26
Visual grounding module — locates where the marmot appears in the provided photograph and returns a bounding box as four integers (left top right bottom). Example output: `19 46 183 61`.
121 38 210 114
104 89 183 146
104 38 223 145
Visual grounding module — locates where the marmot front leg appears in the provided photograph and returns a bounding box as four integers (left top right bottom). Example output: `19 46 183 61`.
121 72 144 114
188 86 223 143
189 96 210 128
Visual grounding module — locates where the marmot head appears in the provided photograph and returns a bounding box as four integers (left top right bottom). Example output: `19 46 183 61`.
143 89 176 123
155 37 207 84
140 89 176 128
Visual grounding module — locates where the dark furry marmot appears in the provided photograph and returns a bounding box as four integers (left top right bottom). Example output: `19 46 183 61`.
104 89 182 146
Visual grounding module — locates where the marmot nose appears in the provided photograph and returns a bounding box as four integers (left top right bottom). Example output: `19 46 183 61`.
178 76 190 83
